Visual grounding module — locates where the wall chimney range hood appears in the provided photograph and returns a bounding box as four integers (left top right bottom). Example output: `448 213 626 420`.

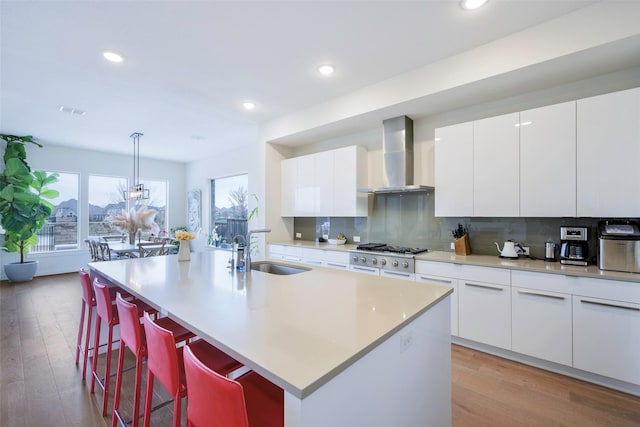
359 115 434 194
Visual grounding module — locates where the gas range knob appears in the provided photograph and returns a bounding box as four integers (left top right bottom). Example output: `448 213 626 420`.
360 256 367 263
392 260 399 267
380 259 387 266
372 258 378 265
402 261 409 269
352 255 359 262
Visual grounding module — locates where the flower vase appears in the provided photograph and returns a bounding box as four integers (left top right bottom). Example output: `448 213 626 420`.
177 241 190 261
129 232 136 245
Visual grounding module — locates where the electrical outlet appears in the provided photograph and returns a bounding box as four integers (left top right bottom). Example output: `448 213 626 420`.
522 246 530 255
400 332 413 353
353 236 361 243
450 242 455 250
295 232 302 239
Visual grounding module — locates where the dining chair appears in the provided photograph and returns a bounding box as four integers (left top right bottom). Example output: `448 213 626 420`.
98 242 113 261
112 294 195 427
142 312 243 427
76 269 132 381
86 239 100 262
138 242 165 257
183 344 284 427
90 279 157 417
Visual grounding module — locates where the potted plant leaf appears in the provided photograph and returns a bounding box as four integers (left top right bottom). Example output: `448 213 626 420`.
0 134 59 282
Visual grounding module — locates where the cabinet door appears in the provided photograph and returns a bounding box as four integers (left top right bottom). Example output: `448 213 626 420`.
434 122 474 217
573 296 640 385
281 158 296 217
416 274 458 336
512 287 572 366
332 146 368 217
295 154 317 216
458 280 511 349
474 113 520 217
577 87 640 217
314 150 334 216
520 101 576 217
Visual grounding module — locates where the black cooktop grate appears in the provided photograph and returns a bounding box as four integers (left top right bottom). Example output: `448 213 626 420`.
356 243 428 255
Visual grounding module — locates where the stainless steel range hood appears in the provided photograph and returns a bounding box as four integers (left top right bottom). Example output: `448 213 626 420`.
359 116 434 194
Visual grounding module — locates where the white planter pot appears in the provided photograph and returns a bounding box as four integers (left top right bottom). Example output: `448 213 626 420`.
4 260 39 282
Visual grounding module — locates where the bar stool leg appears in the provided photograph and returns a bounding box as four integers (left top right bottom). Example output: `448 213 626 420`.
82 304 94 381
111 342 126 427
142 371 154 427
102 324 115 416
75 300 86 365
90 314 101 393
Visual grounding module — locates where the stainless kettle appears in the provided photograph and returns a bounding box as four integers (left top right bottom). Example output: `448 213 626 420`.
495 241 519 258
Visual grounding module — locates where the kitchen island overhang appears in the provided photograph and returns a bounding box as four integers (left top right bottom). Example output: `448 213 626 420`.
89 250 453 426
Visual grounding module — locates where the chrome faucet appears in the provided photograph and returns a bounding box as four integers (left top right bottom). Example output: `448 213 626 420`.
246 228 271 270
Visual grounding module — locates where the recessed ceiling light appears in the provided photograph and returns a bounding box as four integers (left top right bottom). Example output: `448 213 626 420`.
460 0 488 10
317 64 335 76
242 101 256 110
59 106 86 116
103 51 124 63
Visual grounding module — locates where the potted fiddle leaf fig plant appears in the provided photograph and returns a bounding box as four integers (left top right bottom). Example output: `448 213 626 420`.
0 134 59 282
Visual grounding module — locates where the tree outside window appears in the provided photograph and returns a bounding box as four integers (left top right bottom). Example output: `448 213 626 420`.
210 174 249 247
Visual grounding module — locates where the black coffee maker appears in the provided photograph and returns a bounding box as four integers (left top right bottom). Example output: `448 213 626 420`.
560 226 589 266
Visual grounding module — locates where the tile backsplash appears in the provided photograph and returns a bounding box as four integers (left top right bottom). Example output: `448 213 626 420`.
294 192 628 261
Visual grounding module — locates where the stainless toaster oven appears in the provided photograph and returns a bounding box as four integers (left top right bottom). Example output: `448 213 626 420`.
598 221 640 273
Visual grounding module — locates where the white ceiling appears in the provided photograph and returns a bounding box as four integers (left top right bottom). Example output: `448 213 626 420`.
0 0 597 162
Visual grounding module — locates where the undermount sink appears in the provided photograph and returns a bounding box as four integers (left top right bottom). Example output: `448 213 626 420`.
250 261 310 275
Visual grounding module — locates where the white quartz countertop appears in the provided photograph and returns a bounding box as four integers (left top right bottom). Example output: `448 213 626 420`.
271 240 640 283
89 250 452 398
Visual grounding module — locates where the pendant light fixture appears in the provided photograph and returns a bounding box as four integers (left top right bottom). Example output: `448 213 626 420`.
125 132 149 200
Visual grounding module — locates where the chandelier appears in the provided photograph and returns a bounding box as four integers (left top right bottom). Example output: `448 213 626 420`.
125 132 149 200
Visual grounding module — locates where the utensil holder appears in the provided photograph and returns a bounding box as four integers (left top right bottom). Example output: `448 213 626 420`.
454 234 471 256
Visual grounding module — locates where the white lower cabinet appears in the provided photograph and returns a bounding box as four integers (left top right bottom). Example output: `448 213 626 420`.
349 265 380 276
573 296 640 385
416 274 458 336
511 287 572 366
458 280 511 350
268 244 303 262
380 270 415 281
301 248 350 271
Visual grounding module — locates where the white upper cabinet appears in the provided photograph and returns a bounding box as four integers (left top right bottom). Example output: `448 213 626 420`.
434 122 474 217
281 158 296 217
281 146 368 217
577 87 640 217
331 146 368 217
473 112 520 217
520 101 577 217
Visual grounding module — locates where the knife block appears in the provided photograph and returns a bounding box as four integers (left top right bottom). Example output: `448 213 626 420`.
454 234 471 256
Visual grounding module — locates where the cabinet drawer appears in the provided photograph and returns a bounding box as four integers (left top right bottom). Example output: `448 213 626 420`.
457 265 510 286
349 265 380 276
512 287 572 366
324 250 349 264
573 296 640 384
511 270 574 294
458 280 511 349
415 261 460 277
268 244 303 261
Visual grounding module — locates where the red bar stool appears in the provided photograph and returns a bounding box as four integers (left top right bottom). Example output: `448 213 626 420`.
75 269 131 380
142 312 243 427
112 293 195 427
90 279 157 417
183 344 284 427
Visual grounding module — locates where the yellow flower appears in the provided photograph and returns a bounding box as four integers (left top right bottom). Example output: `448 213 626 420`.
175 230 195 241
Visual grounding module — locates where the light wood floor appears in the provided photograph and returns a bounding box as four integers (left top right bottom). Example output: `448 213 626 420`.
1 273 639 426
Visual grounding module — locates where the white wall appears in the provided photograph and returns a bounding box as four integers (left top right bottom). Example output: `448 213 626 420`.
1 143 186 279
184 128 269 256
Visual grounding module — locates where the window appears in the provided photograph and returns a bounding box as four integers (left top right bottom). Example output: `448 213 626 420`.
210 174 249 248
88 175 127 238
88 175 167 239
137 179 168 235
33 171 79 252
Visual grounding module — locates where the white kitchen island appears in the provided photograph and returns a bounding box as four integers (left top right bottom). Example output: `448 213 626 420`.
89 250 453 427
